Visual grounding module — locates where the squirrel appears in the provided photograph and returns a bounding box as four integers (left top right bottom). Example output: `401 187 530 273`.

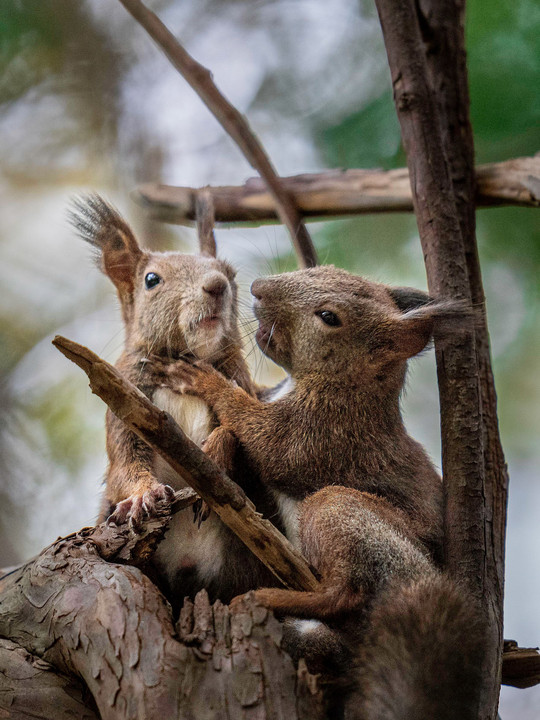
158 265 485 718
69 195 279 605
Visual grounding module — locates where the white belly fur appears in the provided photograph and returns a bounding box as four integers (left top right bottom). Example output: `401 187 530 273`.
151 387 225 587
273 490 301 549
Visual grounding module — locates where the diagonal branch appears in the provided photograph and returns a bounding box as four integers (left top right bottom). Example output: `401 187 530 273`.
117 0 318 268
134 156 540 224
52 334 319 593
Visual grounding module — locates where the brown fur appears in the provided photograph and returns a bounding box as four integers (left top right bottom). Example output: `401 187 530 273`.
165 266 484 717
70 195 278 605
163 266 467 559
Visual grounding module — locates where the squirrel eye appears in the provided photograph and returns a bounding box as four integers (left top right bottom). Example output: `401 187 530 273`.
316 310 341 327
145 272 161 290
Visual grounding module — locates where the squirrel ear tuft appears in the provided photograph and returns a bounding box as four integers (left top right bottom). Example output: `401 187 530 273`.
393 299 472 359
388 286 431 313
69 194 144 296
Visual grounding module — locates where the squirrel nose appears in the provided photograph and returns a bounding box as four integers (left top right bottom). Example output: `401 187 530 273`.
202 272 228 297
251 279 264 300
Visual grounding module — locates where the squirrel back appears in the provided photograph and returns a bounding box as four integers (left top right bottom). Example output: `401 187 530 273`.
254 485 485 720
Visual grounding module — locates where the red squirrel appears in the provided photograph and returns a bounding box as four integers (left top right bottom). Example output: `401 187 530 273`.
69 195 279 605
159 266 485 719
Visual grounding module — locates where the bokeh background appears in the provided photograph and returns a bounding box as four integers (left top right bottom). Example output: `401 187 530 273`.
0 1 538 716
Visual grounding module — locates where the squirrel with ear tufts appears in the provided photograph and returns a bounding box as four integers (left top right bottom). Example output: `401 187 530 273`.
69 195 279 606
160 266 486 720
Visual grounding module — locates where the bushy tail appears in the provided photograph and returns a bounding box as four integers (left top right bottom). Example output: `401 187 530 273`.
348 574 486 720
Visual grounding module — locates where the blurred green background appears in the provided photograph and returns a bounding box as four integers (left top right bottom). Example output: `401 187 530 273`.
0 1 538 716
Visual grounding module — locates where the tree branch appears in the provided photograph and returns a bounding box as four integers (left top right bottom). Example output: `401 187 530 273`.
52 334 320 593
0 517 323 720
117 0 317 268
373 0 499 715
195 188 217 257
134 156 540 224
501 641 540 689
0 638 99 720
418 6 509 711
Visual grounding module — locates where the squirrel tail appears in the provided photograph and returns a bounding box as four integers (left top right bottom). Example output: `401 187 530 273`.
348 573 486 720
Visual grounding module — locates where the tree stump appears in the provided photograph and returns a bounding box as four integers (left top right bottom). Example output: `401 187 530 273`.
0 505 323 719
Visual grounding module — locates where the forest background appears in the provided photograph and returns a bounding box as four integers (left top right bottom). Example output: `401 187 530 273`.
0 1 538 717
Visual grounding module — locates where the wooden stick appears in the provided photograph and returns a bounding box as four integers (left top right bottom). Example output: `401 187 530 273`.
196 189 217 257
419 3 509 711
52 335 319 593
373 0 496 713
117 0 317 268
134 156 540 225
501 641 540 689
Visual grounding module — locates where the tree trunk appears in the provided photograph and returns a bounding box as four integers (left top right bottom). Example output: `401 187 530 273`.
0 514 324 720
373 0 508 717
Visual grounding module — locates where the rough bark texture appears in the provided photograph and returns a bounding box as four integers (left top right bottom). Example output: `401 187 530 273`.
0 638 99 720
418 5 509 710
373 0 503 717
0 515 323 720
52 334 320 594
134 156 540 224
117 0 317 268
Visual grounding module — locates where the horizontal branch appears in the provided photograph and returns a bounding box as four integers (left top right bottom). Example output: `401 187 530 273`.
501 640 540 689
134 156 540 225
52 335 319 593
117 0 317 267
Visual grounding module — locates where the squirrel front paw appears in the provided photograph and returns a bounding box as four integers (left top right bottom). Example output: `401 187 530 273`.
160 357 232 399
107 484 175 530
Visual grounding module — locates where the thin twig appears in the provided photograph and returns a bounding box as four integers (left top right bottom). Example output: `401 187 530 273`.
117 0 318 268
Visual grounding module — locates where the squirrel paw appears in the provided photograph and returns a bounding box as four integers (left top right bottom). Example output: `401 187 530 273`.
166 358 228 397
107 484 175 530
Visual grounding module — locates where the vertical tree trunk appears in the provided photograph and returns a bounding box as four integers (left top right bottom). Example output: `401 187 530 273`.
373 1 505 717
418 0 508 667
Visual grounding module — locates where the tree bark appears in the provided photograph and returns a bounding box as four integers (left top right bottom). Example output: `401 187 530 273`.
0 638 99 720
0 513 324 720
418 6 508 712
373 0 503 717
134 157 540 224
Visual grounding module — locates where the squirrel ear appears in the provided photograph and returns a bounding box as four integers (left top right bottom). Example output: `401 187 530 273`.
392 300 471 359
388 286 431 313
69 195 144 296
